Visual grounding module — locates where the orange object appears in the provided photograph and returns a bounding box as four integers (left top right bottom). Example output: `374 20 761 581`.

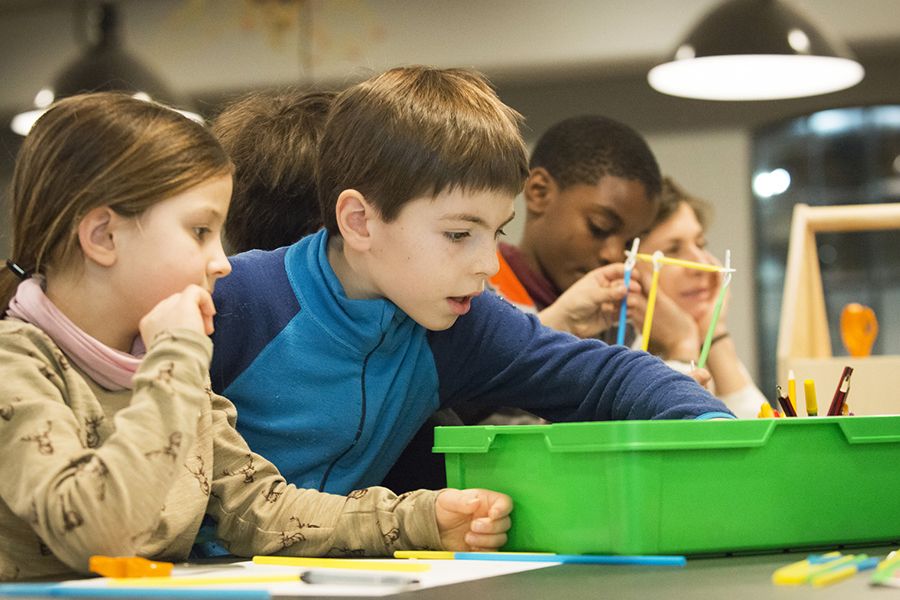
89 555 173 578
489 251 536 310
840 303 878 357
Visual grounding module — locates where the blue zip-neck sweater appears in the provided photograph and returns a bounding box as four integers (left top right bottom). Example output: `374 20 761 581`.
211 230 733 495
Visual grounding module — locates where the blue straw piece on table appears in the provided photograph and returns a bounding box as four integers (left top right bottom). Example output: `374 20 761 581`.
453 553 686 566
0 583 270 599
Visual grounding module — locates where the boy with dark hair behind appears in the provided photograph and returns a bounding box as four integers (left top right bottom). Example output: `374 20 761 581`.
210 66 733 498
490 114 663 341
212 88 335 253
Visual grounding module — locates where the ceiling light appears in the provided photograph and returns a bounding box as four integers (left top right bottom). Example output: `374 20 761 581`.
11 2 201 135
648 0 864 101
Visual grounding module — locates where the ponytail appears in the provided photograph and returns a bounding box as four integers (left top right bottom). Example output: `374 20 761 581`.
0 266 21 315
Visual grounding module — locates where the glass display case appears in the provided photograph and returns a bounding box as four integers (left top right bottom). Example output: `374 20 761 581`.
752 105 900 392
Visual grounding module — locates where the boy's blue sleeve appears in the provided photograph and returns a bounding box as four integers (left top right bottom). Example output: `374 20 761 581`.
428 292 734 421
210 247 298 394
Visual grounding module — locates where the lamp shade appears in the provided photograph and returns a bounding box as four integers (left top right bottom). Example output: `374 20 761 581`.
647 0 864 101
11 3 199 135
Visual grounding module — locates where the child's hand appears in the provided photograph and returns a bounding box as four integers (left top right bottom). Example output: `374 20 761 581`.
139 284 217 344
435 488 512 551
539 263 638 338
688 366 712 389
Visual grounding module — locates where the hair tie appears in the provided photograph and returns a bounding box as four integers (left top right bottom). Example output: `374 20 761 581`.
5 259 30 281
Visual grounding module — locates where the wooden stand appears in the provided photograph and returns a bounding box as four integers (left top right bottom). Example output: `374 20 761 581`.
777 202 900 415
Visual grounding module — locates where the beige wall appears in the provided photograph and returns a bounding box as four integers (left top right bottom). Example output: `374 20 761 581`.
650 129 756 378
2 0 899 111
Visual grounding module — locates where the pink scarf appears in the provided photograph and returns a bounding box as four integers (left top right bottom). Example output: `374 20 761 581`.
7 278 144 390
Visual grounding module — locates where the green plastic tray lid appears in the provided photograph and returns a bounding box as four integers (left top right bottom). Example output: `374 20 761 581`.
433 416 900 454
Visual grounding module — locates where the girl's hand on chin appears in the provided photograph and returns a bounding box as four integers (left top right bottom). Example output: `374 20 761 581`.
139 284 217 343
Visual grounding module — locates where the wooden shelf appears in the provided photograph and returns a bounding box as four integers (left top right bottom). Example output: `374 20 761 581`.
777 203 900 415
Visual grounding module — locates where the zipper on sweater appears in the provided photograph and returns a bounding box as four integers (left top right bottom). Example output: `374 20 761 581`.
318 330 387 492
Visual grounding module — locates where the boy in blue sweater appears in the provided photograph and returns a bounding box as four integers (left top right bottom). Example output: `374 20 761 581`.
210 65 734 497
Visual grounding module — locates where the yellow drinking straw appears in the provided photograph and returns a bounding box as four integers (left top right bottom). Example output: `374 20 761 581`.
640 251 663 351
633 253 735 273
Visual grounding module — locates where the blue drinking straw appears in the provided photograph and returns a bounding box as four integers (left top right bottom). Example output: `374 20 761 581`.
617 238 640 346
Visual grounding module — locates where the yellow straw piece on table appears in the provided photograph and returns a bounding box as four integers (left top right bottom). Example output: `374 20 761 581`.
878 549 900 571
810 564 860 588
252 556 430 572
872 549 900 585
111 575 303 587
772 552 848 585
394 551 553 560
812 555 878 587
394 551 456 559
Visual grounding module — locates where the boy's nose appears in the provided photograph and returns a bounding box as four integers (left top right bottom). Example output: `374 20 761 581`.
477 246 501 277
597 237 626 266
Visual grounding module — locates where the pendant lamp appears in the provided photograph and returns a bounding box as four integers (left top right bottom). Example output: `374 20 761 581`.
647 0 864 101
11 2 200 135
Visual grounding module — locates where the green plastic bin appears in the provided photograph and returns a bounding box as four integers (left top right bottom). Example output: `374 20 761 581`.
434 416 900 555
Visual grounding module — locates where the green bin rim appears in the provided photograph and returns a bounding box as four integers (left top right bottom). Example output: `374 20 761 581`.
432 415 900 454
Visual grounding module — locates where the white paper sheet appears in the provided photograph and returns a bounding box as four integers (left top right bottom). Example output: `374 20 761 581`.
58 559 558 597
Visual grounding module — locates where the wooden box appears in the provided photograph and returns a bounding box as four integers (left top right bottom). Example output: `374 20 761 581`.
777 202 900 415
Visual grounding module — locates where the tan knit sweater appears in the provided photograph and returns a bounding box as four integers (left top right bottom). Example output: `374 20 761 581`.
0 320 441 581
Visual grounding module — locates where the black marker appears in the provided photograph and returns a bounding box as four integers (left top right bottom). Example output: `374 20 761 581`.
300 569 420 586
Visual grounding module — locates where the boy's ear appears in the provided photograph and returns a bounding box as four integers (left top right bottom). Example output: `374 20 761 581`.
523 167 557 216
77 206 120 267
335 189 375 251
